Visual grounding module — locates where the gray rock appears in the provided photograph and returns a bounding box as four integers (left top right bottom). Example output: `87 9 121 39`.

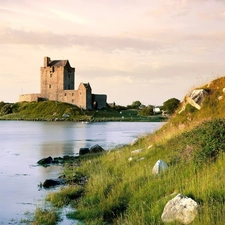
131 138 138 146
161 193 199 224
152 159 168 175
42 179 65 188
89 144 105 153
79 148 90 155
37 156 53 165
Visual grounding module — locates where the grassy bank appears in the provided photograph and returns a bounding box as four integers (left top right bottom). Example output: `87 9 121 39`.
0 101 166 122
31 76 225 224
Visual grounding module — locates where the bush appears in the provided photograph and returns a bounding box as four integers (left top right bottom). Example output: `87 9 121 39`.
0 104 12 115
138 105 154 116
163 98 180 115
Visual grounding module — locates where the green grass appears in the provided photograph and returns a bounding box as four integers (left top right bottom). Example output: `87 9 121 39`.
46 185 84 208
30 76 225 224
48 76 225 225
31 208 60 225
0 101 166 122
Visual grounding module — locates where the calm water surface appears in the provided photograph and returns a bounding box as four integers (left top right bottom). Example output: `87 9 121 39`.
0 121 164 224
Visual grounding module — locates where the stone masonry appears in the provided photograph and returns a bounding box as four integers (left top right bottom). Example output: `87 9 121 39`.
19 57 107 110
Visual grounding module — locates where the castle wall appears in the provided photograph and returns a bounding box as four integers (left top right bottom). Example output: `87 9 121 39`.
19 93 41 102
92 94 107 109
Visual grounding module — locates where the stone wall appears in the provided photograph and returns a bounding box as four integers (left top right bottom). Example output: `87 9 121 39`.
92 94 107 109
19 93 41 102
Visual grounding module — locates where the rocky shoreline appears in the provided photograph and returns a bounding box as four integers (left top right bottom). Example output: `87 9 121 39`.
37 144 105 188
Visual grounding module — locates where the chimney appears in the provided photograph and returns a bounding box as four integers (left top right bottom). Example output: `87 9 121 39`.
44 56 50 67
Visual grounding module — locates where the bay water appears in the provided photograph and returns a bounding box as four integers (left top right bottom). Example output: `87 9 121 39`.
0 121 164 224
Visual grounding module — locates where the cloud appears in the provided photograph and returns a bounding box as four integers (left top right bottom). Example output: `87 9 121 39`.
0 27 168 52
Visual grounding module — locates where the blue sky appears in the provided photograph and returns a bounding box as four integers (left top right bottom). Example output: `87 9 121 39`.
1 0 225 106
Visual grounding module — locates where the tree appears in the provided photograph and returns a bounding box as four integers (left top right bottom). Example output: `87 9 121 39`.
138 105 154 116
163 98 180 115
128 101 142 109
0 103 13 115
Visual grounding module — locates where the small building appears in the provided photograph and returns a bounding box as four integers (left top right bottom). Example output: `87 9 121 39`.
19 57 107 110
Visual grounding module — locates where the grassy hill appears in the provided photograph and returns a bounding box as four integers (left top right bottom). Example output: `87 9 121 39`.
0 101 166 122
32 76 225 225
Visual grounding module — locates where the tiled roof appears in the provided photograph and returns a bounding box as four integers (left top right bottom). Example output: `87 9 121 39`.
48 60 68 67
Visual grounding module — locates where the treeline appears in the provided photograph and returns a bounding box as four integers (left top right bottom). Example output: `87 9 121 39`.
111 98 181 116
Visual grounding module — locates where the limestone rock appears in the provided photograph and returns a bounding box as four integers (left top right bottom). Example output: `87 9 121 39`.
152 159 168 175
131 149 142 155
89 144 105 153
186 89 208 110
161 193 199 224
131 138 138 146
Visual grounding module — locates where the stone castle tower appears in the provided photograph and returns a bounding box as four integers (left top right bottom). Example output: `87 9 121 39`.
19 56 107 110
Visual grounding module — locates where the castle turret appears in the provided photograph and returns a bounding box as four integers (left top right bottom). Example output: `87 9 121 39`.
44 56 51 67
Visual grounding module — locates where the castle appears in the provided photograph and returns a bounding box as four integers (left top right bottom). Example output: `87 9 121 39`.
19 57 107 110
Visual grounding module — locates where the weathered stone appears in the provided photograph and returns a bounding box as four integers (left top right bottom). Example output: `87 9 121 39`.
37 156 53 165
53 157 63 163
79 148 90 155
161 194 199 224
89 144 105 153
131 138 138 146
152 159 168 175
42 179 65 188
131 149 142 155
187 89 208 110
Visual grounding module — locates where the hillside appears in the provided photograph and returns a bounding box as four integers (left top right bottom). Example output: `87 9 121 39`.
32 76 225 225
0 101 166 122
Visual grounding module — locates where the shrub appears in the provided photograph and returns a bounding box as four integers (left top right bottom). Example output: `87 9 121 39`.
163 98 180 115
0 103 12 115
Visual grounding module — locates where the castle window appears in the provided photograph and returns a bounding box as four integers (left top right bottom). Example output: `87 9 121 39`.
64 93 67 96
68 84 70 89
72 93 74 96
49 84 51 88
50 74 52 78
52 67 55 72
72 99 74 103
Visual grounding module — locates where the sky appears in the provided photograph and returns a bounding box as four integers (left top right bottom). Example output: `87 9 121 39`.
1 0 225 106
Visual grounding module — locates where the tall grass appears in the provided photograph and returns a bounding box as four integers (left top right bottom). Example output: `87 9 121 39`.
33 76 225 224
61 116 225 225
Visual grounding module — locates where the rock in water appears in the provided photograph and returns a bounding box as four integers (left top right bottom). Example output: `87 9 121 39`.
37 156 53 165
42 179 65 188
79 148 90 155
89 144 105 153
161 193 199 224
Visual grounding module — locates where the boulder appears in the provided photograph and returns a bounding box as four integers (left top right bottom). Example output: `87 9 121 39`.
161 193 199 224
42 179 65 188
53 157 63 163
131 138 138 146
79 148 90 155
152 159 168 175
90 144 105 153
186 89 208 110
37 156 53 165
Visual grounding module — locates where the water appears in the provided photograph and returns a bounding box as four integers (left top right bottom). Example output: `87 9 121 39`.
0 121 164 224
